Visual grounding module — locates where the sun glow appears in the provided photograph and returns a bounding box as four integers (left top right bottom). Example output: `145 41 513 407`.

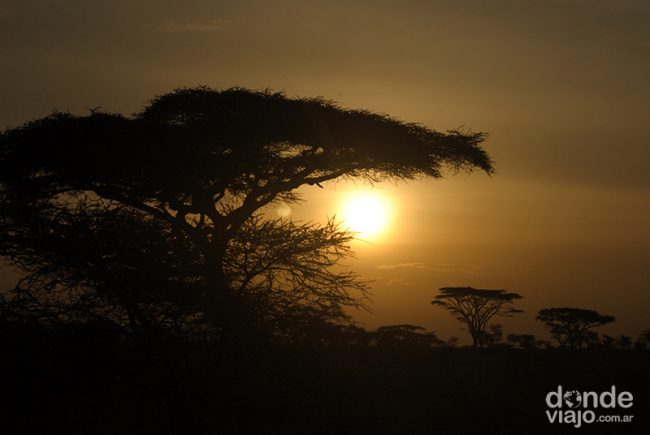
341 191 391 240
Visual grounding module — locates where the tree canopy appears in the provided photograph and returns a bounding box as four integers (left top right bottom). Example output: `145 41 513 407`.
536 307 615 349
0 87 494 339
431 287 523 348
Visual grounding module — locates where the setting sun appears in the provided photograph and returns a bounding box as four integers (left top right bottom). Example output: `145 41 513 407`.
341 191 391 240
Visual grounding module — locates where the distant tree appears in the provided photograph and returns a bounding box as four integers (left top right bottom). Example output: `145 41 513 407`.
445 336 460 348
431 287 523 348
616 334 632 350
481 323 504 347
272 312 371 348
326 324 372 347
601 335 616 348
0 87 493 339
583 330 600 349
536 307 615 349
634 329 650 350
374 324 443 348
507 333 538 350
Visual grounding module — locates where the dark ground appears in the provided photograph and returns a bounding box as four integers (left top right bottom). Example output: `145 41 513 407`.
2 326 648 434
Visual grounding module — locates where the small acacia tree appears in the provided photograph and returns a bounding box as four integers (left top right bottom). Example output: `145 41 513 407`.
431 287 523 348
0 87 494 340
536 307 615 349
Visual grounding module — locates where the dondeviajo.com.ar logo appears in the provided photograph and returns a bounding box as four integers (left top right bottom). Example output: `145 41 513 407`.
545 385 634 429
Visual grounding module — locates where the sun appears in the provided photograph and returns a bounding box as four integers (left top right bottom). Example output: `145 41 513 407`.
341 191 391 240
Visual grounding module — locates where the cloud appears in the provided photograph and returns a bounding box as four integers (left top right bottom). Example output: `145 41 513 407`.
152 19 225 33
377 262 432 270
377 262 490 275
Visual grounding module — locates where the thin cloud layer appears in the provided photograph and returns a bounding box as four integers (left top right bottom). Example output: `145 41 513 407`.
377 262 432 270
153 19 224 34
377 263 488 274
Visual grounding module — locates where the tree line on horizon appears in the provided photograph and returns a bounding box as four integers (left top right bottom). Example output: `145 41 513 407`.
427 285 649 351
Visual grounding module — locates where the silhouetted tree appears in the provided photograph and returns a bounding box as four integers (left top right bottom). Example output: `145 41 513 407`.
481 323 504 347
0 87 493 339
374 324 443 348
634 329 650 350
583 330 600 349
431 287 523 348
270 309 372 348
506 333 538 350
0 204 208 336
616 334 632 350
445 336 460 348
536 307 615 349
325 324 372 347
601 334 617 348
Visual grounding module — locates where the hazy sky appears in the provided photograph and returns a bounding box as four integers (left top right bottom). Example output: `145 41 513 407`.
1 0 649 341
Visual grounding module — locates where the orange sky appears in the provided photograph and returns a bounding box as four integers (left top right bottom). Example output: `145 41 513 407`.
1 0 649 342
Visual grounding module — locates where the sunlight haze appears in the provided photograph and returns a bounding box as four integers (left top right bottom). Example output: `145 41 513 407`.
340 190 393 242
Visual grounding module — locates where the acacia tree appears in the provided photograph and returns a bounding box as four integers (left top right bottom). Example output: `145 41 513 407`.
0 87 493 338
431 287 523 348
536 307 615 349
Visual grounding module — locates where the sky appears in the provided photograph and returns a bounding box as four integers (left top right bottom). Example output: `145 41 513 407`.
1 0 649 342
